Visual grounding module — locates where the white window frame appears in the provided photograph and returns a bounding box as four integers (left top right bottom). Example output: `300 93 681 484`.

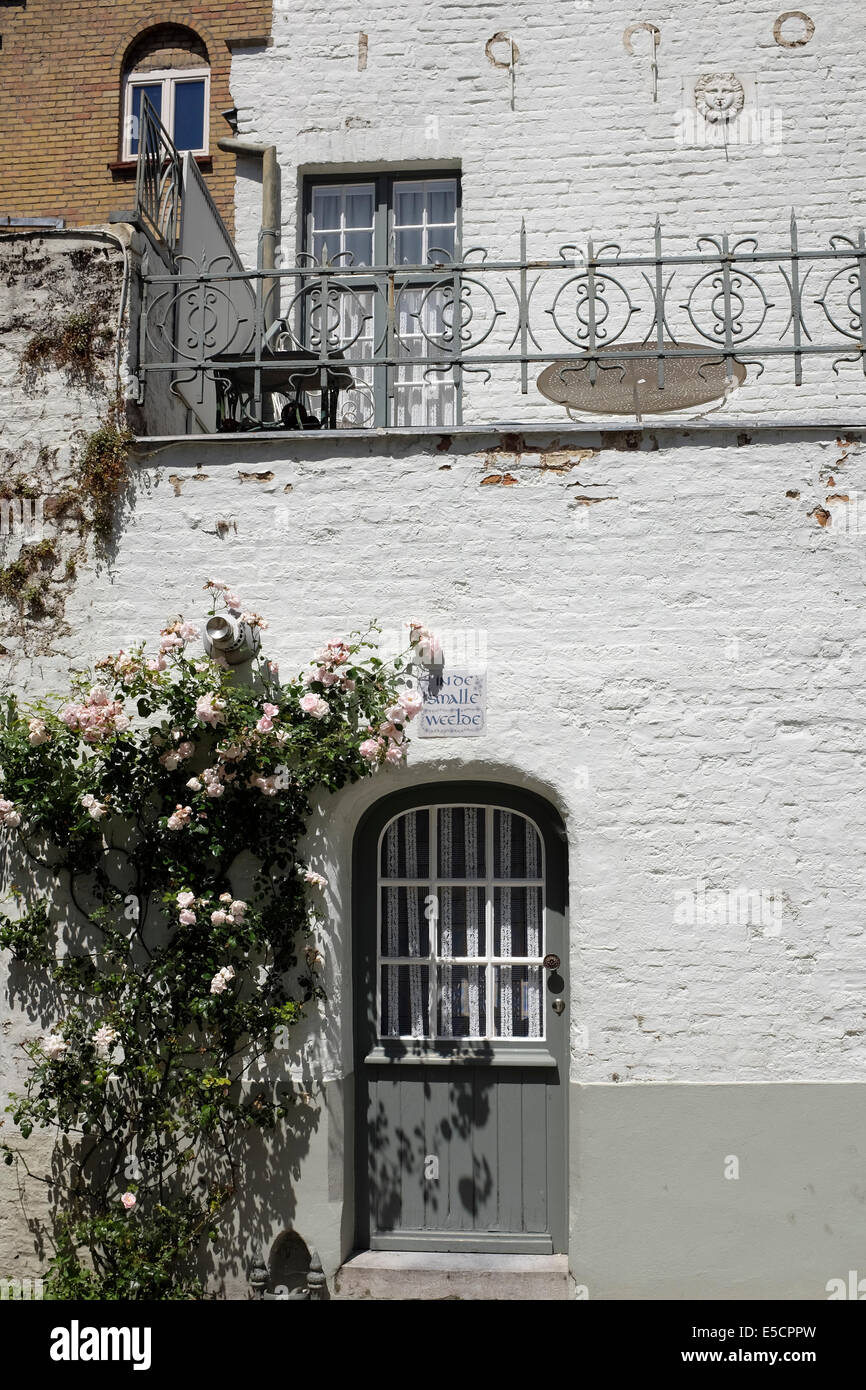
123 67 210 160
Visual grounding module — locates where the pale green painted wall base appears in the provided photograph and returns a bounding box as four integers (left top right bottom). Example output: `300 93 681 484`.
570 1083 866 1301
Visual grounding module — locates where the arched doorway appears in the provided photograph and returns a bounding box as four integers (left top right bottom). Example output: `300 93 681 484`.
352 783 568 1253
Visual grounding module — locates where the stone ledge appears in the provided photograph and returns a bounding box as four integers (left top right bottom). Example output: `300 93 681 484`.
334 1251 570 1301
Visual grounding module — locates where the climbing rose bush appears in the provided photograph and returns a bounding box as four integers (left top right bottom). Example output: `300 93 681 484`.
0 582 431 1299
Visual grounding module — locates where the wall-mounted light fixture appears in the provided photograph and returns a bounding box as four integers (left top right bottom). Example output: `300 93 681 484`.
203 612 261 666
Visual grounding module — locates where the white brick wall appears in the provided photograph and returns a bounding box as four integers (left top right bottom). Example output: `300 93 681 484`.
21 422 864 1086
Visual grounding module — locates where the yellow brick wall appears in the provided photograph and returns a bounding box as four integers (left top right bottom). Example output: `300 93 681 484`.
0 2 272 233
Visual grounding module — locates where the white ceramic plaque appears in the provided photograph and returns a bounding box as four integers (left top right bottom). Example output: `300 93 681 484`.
417 669 486 738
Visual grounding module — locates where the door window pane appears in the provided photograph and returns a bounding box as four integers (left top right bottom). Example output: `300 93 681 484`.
494 964 542 1038
173 79 206 151
493 886 543 957
381 809 430 879
312 189 341 231
437 965 486 1038
437 886 486 957
394 184 424 227
395 226 423 266
437 806 485 878
493 810 543 879
428 185 456 226
426 226 455 262
344 229 373 267
345 188 375 229
380 964 430 1037
380 887 431 958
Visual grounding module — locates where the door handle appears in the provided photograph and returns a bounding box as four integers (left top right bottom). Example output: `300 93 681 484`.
551 998 565 1015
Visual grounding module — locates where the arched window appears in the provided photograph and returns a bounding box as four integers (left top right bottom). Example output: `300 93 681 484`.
122 24 210 160
377 802 546 1040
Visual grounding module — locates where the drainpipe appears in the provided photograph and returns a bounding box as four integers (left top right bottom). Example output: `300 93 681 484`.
217 136 279 329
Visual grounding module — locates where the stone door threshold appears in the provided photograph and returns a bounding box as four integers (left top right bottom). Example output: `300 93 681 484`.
334 1250 570 1300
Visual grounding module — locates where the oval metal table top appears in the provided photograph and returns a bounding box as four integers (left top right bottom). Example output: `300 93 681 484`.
536 342 747 415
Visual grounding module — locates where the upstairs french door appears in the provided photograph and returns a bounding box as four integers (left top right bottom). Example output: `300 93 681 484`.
302 173 461 428
354 784 568 1254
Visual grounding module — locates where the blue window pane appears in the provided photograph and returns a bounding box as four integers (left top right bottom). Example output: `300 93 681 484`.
130 84 162 155
173 79 206 152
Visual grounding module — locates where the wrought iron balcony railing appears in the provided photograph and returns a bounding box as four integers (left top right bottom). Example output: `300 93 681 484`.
137 216 866 431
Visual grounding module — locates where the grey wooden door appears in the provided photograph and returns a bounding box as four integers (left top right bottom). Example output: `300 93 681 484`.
353 784 568 1254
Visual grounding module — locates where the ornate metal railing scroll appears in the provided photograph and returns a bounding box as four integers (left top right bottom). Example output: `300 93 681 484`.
138 214 866 428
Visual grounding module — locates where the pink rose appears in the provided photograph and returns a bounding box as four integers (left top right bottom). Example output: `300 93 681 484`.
299 694 329 720
398 690 424 720
179 909 196 926
121 1192 136 1211
195 694 225 727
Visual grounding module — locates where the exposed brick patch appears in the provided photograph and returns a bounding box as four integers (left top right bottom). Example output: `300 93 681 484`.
0 1 271 234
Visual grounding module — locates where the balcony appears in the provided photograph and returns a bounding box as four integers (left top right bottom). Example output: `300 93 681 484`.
129 100 866 435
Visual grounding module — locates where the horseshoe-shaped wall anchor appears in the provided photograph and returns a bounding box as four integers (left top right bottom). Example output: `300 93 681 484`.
623 21 661 102
486 31 520 110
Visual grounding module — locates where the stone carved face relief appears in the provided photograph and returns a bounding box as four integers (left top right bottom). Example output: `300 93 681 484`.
694 72 746 123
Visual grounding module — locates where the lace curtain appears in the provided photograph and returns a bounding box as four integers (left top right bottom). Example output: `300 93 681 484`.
379 806 544 1040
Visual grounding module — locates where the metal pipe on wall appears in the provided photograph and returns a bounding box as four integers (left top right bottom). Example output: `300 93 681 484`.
217 137 280 329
